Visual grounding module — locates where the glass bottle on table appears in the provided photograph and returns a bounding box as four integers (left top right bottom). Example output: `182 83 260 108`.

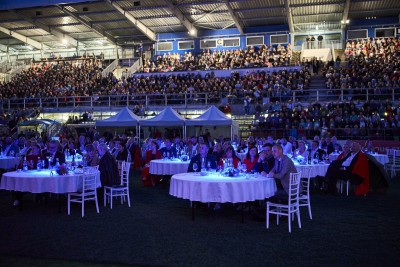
36 157 42 171
22 157 28 171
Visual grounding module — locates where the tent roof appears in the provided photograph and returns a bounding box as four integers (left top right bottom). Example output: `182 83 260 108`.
139 107 185 127
185 106 234 126
18 119 60 127
96 107 140 127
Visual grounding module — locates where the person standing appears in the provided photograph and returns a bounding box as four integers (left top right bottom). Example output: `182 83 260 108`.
97 143 119 187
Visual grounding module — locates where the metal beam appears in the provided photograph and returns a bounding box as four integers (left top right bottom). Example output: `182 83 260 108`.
341 0 350 29
0 25 47 50
285 0 294 33
291 1 344 8
105 0 156 41
56 5 117 45
223 0 243 34
11 9 79 48
162 0 198 37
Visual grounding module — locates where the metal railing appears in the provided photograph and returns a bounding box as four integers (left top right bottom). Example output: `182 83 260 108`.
1 87 399 112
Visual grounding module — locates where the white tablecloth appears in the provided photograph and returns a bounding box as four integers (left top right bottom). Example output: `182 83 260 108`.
329 153 389 165
0 169 101 193
170 172 277 203
0 156 21 169
294 162 330 177
150 159 190 175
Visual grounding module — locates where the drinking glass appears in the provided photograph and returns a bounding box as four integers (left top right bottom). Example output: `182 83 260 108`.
193 163 198 173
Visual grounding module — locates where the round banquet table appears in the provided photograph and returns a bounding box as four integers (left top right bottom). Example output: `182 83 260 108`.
329 153 389 165
170 172 277 204
149 159 190 175
0 169 101 194
0 156 21 170
294 162 330 178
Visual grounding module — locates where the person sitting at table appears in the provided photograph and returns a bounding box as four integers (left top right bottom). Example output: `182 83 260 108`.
211 142 224 163
236 139 247 153
188 143 217 172
141 140 162 186
308 140 326 161
322 142 369 196
363 139 376 153
3 137 20 156
44 140 66 168
97 143 119 187
85 144 99 167
243 145 259 172
115 141 128 162
18 143 43 170
253 143 275 175
268 144 299 197
159 138 177 159
327 136 342 155
218 145 241 169
293 140 309 158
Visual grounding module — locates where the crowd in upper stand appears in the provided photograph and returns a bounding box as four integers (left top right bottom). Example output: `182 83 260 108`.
251 98 400 139
140 44 293 73
324 37 400 95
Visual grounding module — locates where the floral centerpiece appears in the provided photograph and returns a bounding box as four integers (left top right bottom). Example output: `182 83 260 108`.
56 164 68 175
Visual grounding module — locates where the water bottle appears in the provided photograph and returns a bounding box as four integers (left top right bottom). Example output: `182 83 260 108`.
36 157 42 171
22 157 28 171
55 158 60 168
307 153 311 165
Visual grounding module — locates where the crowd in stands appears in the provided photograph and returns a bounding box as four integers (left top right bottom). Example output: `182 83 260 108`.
323 37 400 97
140 44 293 73
251 99 400 140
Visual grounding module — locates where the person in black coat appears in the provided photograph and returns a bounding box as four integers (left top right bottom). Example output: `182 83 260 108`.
44 140 66 168
97 143 119 187
187 143 217 172
308 140 326 161
253 143 275 174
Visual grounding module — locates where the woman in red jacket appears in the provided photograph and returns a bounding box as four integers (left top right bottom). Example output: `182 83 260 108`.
141 140 162 186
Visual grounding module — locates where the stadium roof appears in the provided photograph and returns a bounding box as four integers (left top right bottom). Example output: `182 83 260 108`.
0 0 399 52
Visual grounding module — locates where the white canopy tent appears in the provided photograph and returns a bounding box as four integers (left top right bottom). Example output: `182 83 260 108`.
95 107 140 136
185 106 239 139
139 107 186 139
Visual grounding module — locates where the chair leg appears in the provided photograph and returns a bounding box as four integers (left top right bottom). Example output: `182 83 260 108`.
67 195 70 215
104 190 106 207
308 203 312 220
110 191 113 209
288 214 291 233
346 180 349 196
81 198 85 218
126 192 131 207
95 192 99 213
297 210 302 229
266 204 270 229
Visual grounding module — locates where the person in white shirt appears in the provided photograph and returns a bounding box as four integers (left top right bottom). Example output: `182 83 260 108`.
280 138 293 155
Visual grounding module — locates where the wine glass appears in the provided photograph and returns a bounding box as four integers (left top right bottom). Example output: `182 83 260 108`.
193 163 198 173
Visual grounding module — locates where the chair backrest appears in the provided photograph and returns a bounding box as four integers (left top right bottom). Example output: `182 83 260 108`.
386 149 394 164
288 171 302 206
393 150 400 163
120 161 131 186
299 167 312 196
82 172 98 192
83 166 99 174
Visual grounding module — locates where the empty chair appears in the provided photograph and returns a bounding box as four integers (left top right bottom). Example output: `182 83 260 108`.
68 170 100 217
298 167 313 219
266 172 302 233
104 161 131 209
385 149 400 178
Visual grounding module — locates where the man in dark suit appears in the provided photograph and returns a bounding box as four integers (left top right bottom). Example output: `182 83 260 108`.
268 144 298 196
97 143 119 187
187 143 217 172
45 140 65 168
308 140 326 161
253 143 275 174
